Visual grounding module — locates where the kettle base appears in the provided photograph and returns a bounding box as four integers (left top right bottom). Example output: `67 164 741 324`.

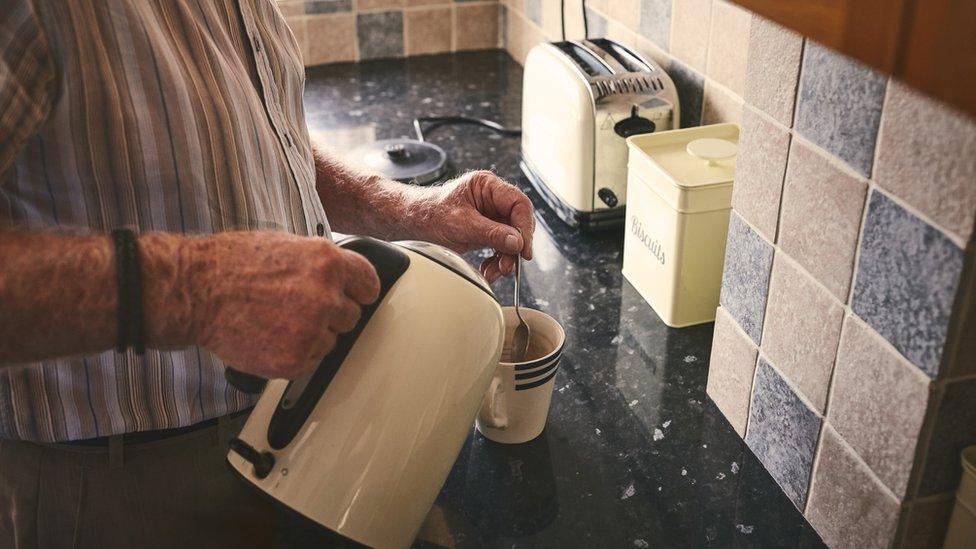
226 462 368 549
518 155 625 232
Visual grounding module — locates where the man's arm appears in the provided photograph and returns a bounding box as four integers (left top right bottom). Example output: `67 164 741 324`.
311 148 437 241
0 231 192 363
312 147 536 281
0 230 379 377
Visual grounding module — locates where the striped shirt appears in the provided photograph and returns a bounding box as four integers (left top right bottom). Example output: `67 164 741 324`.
0 0 331 442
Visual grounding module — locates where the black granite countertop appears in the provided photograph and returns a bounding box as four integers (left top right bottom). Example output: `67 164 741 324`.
304 51 824 548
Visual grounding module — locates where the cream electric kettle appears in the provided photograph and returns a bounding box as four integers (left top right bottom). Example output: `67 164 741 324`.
224 237 505 548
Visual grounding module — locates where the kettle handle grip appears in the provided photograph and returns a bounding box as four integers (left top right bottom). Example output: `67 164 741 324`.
225 368 268 394
481 376 508 429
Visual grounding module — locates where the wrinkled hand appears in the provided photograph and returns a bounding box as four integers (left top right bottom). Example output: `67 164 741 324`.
422 170 535 282
187 232 380 379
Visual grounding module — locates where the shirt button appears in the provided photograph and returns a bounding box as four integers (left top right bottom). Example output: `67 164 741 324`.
316 223 325 237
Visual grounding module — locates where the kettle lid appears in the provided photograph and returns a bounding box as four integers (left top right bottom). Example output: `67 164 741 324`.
395 241 493 296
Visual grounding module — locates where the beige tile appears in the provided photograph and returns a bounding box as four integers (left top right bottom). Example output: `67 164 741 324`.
406 0 447 6
405 7 452 55
761 254 844 413
744 16 802 127
504 0 526 14
585 0 607 15
731 106 790 242
306 14 357 66
609 0 641 32
634 36 670 70
874 80 976 242
805 426 901 549
829 315 930 498
702 80 743 125
670 0 712 72
541 0 563 40
778 139 868 300
277 0 305 17
507 8 543 65
706 307 759 437
606 20 638 50
705 0 751 97
358 0 406 10
285 16 309 65
455 4 499 51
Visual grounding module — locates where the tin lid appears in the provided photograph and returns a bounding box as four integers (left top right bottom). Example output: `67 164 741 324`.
626 124 739 189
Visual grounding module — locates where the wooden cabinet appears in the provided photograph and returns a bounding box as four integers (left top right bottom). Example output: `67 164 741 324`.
732 0 976 119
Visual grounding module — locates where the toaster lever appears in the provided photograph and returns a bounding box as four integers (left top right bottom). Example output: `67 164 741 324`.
613 106 656 138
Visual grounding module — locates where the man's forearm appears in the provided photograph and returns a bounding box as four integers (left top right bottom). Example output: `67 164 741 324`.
312 147 440 240
0 231 196 363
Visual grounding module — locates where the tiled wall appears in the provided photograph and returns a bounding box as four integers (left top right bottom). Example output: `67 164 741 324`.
499 1 976 547
278 0 501 66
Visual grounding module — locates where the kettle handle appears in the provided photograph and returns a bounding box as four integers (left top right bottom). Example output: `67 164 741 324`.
225 368 267 394
481 376 508 429
222 237 410 401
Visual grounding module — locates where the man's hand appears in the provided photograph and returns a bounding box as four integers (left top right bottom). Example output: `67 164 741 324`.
172 232 380 379
418 171 535 283
313 149 535 282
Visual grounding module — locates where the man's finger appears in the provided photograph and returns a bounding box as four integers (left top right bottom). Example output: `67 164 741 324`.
480 255 503 283
507 195 535 260
476 218 523 256
498 254 516 276
482 178 534 260
329 298 362 334
342 251 381 304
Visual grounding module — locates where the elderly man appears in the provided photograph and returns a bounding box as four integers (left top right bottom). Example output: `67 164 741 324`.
0 0 534 547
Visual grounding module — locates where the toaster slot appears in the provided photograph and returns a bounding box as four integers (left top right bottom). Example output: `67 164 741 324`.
553 41 613 77
588 38 652 74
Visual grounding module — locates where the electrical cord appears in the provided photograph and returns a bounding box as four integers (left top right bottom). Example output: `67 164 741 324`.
413 116 521 143
582 0 589 38
560 0 566 41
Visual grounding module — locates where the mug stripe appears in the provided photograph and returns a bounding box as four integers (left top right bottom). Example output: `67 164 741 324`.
513 343 566 371
515 367 559 391
514 358 560 381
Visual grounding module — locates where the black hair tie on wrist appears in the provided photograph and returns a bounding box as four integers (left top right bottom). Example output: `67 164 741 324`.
112 228 146 356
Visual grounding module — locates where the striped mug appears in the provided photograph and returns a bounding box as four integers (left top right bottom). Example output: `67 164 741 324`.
476 307 565 444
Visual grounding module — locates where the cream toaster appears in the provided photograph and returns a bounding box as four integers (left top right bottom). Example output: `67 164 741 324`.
520 39 679 231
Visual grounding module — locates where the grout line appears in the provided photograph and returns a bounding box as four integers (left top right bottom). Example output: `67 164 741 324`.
869 76 894 182
824 422 903 504
904 384 945 499
802 416 827 516
759 349 826 421
786 35 804 129
771 125 795 245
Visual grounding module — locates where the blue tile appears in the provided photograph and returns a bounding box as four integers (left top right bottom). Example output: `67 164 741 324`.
746 359 822 509
638 0 670 49
719 213 774 344
851 191 964 378
794 42 887 177
357 12 404 61
668 60 703 129
917 379 976 496
585 7 607 38
527 0 542 26
304 0 351 14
